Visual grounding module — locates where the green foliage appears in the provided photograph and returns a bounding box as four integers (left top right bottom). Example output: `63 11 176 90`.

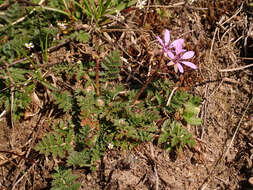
100 50 122 81
51 60 86 81
0 2 91 121
52 91 73 113
0 0 203 188
146 80 202 125
170 91 189 110
101 98 159 148
51 167 81 190
183 96 202 125
158 120 195 152
69 30 90 43
12 85 34 121
35 51 202 169
0 66 35 120
71 0 137 26
75 30 90 43
35 121 75 158
67 150 92 168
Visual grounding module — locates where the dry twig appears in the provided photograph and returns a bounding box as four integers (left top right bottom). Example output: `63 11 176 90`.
219 63 253 72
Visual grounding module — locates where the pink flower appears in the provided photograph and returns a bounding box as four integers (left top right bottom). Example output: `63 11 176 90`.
167 40 197 73
157 29 185 57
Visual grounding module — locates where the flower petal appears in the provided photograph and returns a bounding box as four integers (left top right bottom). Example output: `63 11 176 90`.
164 29 170 46
171 38 184 49
174 64 178 73
177 63 184 73
181 51 195 59
157 36 164 46
167 61 174 66
171 39 184 54
167 51 175 59
181 61 198 69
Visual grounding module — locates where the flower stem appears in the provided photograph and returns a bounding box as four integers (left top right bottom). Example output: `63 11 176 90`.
132 54 164 104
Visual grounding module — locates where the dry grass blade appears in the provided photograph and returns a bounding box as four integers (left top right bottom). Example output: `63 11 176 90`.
166 87 178 106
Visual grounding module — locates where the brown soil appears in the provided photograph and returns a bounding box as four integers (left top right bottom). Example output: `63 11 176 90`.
0 0 252 190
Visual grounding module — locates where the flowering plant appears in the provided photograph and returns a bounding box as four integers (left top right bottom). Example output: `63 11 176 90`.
136 0 147 9
157 29 197 73
24 42 34 50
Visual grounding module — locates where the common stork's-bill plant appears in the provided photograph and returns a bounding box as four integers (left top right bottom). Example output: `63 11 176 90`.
157 29 197 73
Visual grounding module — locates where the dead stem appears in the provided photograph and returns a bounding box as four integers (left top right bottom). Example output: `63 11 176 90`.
219 63 253 72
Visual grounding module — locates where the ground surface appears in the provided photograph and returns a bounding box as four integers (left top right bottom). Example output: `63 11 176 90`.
0 0 252 190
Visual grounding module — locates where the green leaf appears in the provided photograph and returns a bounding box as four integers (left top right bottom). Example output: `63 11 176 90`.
51 167 81 190
52 91 73 112
35 122 74 159
67 151 91 167
101 50 122 81
156 93 163 105
171 137 179 147
75 31 90 43
183 102 202 125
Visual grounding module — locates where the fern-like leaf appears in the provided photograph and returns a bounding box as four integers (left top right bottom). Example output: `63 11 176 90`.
101 50 122 81
35 129 74 158
52 91 72 112
51 167 81 190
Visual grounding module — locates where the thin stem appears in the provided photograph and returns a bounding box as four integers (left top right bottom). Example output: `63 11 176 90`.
132 54 164 104
132 73 156 104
